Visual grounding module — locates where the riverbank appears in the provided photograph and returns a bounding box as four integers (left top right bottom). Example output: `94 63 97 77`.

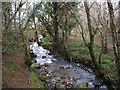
2 49 45 88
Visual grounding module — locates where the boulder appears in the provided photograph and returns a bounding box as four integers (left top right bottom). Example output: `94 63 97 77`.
31 63 41 69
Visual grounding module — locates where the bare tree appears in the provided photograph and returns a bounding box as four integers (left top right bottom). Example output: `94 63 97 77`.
107 1 120 87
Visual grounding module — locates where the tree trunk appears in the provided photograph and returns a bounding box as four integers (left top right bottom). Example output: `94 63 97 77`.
84 2 100 70
52 2 61 53
107 1 120 87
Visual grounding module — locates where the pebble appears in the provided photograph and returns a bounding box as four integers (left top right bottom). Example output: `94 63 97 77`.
45 80 50 83
60 85 65 88
46 74 49 77
59 65 72 69
76 64 81 67
52 59 57 62
88 82 95 88
59 65 65 69
51 79 56 82
42 56 46 58
100 85 108 89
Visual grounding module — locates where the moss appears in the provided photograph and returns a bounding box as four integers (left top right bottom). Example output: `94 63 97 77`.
55 83 62 89
71 51 90 64
68 39 83 47
29 71 46 89
30 52 37 58
76 81 88 88
40 77 48 81
52 73 60 77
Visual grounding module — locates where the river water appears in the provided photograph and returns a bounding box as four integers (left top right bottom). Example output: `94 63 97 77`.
29 35 108 89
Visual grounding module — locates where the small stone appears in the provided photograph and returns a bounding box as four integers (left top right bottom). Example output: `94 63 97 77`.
42 56 46 58
45 80 50 83
100 85 108 89
69 82 73 85
88 82 95 88
66 65 70 69
52 59 57 62
61 85 65 88
48 53 52 55
51 79 56 83
46 74 49 77
77 77 81 79
59 65 65 69
32 59 37 63
70 78 73 81
76 64 81 67
44 64 49 67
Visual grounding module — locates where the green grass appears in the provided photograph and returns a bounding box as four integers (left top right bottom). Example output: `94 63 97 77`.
68 39 91 65
93 47 100 56
11 61 17 67
68 39 84 47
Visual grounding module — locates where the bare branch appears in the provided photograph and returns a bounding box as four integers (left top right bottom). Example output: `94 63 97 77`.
88 2 96 10
5 1 26 30
66 4 89 48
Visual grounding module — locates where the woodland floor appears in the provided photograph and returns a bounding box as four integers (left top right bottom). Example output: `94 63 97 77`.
2 49 42 88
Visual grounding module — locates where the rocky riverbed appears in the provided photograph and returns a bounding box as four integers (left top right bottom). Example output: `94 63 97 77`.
29 36 108 89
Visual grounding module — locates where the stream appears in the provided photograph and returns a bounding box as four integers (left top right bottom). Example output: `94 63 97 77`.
29 35 108 89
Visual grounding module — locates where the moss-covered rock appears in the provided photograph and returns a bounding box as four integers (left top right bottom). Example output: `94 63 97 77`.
30 52 37 58
55 83 65 89
76 81 88 88
31 63 41 69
